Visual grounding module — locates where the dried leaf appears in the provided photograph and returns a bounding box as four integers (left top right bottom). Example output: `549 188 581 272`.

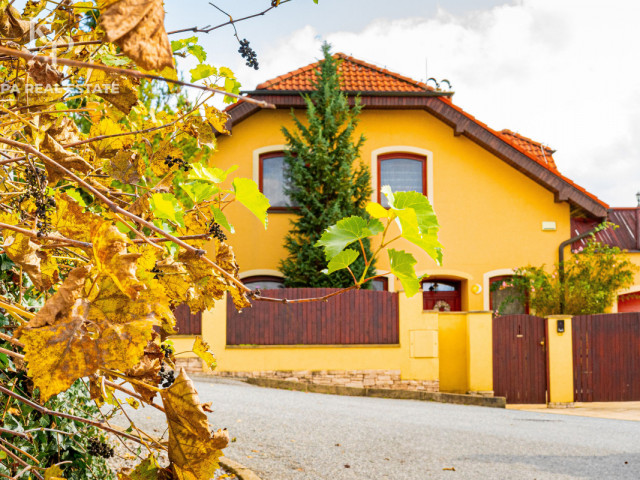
105 150 142 184
91 70 140 114
44 464 66 480
48 117 82 145
92 221 145 299
184 116 215 149
125 335 164 402
27 60 63 86
162 369 228 480
42 135 93 184
29 266 89 328
100 0 174 71
2 232 53 291
192 337 216 371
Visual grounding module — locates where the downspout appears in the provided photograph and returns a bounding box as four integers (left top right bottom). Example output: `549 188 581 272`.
558 227 601 314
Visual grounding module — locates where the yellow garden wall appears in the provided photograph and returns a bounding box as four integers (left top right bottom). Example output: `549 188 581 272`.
212 107 571 311
437 311 493 394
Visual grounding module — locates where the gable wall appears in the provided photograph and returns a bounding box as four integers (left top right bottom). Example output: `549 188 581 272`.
213 106 571 311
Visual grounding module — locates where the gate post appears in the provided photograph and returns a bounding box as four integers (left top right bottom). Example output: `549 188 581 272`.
466 312 493 396
546 315 574 406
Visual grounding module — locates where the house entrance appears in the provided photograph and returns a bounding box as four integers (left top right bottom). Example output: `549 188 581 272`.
422 280 461 312
493 314 547 404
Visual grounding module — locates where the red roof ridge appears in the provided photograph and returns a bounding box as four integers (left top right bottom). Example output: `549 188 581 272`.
255 53 432 92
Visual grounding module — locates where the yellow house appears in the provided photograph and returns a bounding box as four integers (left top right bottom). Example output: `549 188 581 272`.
172 54 628 401
213 53 608 309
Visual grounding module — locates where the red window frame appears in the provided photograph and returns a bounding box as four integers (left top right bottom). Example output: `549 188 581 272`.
259 151 298 212
377 153 427 204
370 276 389 292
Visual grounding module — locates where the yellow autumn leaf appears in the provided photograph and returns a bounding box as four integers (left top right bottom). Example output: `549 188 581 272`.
192 337 216 371
118 455 170 479
204 105 229 135
89 117 132 155
92 221 145 299
100 0 174 72
161 369 228 480
184 115 216 150
43 464 66 480
50 193 100 246
125 335 164 402
20 268 154 401
88 70 140 114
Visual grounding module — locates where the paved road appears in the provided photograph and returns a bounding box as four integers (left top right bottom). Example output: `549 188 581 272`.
122 378 640 480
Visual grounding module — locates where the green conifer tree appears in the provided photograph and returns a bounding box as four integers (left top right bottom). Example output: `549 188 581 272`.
280 43 376 287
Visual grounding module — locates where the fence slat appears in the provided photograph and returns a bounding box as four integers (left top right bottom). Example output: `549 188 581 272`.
226 288 399 345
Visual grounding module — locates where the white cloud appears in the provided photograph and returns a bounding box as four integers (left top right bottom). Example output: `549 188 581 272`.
245 0 640 207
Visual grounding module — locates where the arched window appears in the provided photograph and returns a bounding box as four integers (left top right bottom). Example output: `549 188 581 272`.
378 153 427 207
259 152 297 210
422 279 461 312
243 275 285 290
489 275 527 314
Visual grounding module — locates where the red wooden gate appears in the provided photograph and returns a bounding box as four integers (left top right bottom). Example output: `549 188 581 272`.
493 314 547 404
573 313 640 402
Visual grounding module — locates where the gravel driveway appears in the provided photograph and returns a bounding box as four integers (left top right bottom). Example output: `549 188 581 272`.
118 377 640 480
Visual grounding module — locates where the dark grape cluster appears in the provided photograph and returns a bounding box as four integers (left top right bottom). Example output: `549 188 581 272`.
150 264 162 280
208 221 227 241
87 438 114 458
164 155 191 172
159 365 175 388
238 39 259 70
22 167 54 236
161 343 174 359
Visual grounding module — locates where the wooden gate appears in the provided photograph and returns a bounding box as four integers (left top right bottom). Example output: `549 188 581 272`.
573 313 640 402
493 314 547 404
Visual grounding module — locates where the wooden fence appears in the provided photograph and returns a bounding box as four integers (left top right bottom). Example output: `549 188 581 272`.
573 312 640 402
226 288 399 345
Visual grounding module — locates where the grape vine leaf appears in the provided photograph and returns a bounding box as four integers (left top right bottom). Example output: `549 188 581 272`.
388 248 421 297
381 186 443 265
325 249 359 275
100 0 174 71
232 178 270 228
192 337 216 371
316 216 384 260
150 193 185 228
161 369 229 480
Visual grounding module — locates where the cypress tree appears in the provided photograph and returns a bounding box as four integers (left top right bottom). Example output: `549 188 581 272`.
280 43 376 287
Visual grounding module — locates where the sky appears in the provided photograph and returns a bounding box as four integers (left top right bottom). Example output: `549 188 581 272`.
165 0 640 208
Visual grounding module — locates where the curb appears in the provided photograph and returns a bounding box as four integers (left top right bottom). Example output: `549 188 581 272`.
220 457 263 480
197 375 506 408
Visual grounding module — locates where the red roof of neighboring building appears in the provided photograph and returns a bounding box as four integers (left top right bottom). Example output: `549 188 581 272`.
256 53 432 92
226 53 609 213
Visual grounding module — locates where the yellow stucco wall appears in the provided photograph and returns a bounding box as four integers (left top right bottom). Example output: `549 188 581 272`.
211 107 572 309
171 293 440 381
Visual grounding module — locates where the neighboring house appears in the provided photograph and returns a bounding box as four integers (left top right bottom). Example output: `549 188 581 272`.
572 208 640 312
212 53 616 313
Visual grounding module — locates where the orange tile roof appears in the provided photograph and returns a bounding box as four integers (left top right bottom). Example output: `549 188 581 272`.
499 129 557 171
256 53 432 92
